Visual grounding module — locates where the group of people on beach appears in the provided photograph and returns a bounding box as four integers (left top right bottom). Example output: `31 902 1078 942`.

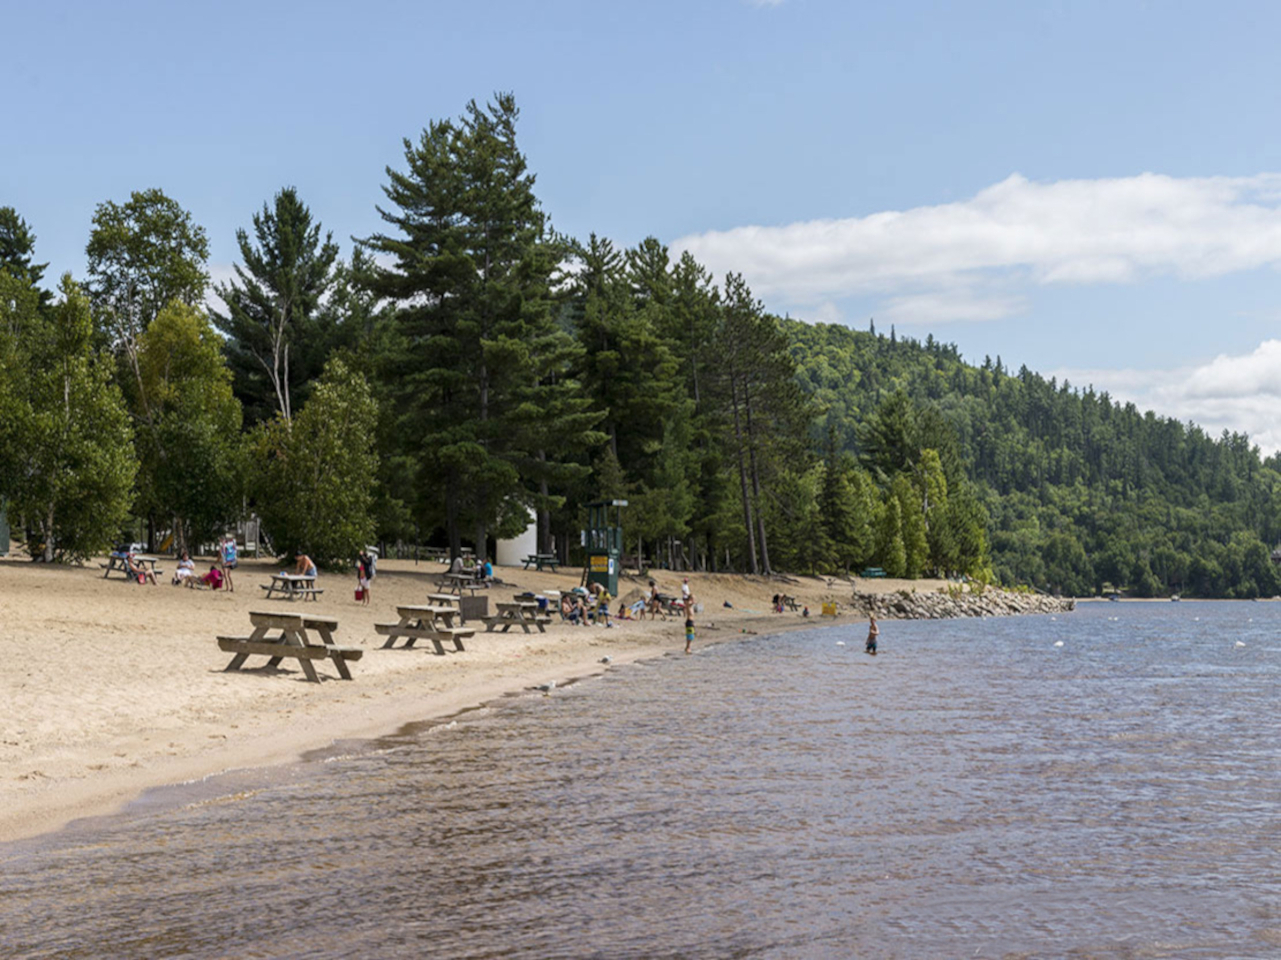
168 536 240 591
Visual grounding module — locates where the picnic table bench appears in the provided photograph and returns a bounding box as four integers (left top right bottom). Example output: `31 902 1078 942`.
521 553 560 572
217 611 361 682
860 567 887 579
101 553 162 580
656 595 687 617
483 600 552 633
375 604 475 654
435 571 492 596
260 572 323 601
781 594 799 612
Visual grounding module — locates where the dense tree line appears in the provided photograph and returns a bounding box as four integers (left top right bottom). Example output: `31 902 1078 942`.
3 92 1273 594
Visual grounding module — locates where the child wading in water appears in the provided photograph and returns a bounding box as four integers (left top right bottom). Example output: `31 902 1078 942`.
685 615 695 654
865 615 879 655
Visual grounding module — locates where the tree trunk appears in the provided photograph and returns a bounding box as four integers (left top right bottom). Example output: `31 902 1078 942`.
445 466 462 561
730 373 759 575
742 371 772 576
537 449 551 554
42 507 55 563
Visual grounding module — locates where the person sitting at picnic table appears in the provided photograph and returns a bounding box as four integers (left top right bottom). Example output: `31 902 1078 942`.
127 553 158 585
480 557 493 581
561 593 585 625
200 563 224 590
172 551 195 586
294 551 317 579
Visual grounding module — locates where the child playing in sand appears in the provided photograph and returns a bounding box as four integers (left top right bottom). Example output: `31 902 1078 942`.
200 564 224 590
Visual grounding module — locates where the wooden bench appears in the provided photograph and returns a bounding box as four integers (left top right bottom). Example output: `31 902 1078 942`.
376 604 475 654
217 611 360 682
483 600 549 633
102 554 163 580
261 573 323 601
860 567 887 579
435 572 492 596
521 553 559 572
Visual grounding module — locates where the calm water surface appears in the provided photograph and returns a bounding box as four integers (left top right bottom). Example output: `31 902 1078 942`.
2 602 1279 958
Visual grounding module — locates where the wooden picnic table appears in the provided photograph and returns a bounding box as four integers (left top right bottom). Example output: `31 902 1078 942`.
217 611 362 682
375 604 475 654
435 571 492 596
521 553 559 572
260 572 323 601
654 594 686 617
101 553 162 580
483 599 551 634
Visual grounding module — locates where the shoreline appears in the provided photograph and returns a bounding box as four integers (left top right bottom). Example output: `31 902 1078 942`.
0 556 867 844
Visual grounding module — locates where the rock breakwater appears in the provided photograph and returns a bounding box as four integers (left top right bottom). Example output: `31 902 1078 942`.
852 588 1074 620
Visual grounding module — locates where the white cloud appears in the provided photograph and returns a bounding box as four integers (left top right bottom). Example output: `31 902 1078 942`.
1053 339 1281 455
671 172 1281 318
878 288 1025 325
203 262 238 314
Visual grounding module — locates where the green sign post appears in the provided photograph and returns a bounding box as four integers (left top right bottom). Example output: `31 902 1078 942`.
585 499 627 597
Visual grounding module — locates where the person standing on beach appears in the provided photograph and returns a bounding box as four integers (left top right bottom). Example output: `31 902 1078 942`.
648 580 664 620
681 577 694 614
356 550 373 605
220 536 237 593
865 615 879 655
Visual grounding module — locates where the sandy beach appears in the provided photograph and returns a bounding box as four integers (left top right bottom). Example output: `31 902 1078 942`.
0 554 936 844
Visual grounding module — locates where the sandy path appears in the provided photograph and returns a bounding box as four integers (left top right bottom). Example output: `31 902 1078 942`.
0 554 933 843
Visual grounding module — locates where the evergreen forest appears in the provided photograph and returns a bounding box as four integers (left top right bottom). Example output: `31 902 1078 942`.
3 93 1280 598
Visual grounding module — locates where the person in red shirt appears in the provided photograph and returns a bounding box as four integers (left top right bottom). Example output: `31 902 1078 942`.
201 565 224 590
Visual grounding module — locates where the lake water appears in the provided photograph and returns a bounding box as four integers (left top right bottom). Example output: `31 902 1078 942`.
2 602 1279 958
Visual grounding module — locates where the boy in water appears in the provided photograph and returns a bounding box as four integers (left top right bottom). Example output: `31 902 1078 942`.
865 615 879 655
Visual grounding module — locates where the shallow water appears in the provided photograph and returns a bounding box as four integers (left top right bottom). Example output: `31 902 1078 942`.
2 602 1279 958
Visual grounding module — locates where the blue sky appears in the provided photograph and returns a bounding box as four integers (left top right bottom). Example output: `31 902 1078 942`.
10 1 1281 448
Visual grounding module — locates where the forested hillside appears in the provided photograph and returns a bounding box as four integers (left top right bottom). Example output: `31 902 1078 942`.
788 320 1281 598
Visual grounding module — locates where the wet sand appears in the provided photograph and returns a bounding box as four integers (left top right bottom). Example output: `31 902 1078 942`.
1 555 931 843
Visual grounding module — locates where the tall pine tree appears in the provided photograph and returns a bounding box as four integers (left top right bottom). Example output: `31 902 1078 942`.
365 94 591 557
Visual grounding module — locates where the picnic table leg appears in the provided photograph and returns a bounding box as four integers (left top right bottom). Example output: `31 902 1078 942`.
328 651 353 681
280 627 320 682
380 621 409 649
304 625 352 679
224 651 251 672
225 625 273 672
